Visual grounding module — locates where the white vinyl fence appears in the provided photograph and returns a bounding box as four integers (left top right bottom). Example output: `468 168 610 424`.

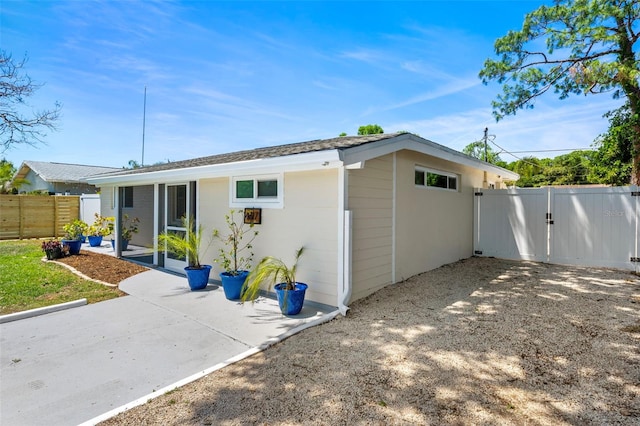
79 194 101 224
473 186 639 270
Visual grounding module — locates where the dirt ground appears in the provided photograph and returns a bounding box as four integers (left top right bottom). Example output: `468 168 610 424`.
55 250 148 285
93 256 640 425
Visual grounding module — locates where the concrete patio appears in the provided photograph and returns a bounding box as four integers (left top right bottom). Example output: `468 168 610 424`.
0 247 336 425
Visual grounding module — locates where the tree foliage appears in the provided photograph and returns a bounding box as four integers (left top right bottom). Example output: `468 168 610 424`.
357 124 384 135
589 103 633 184
479 0 640 182
0 158 16 193
1 50 61 152
462 140 504 165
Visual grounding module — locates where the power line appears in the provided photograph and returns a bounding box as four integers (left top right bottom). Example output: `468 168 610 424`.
489 137 593 175
509 148 594 154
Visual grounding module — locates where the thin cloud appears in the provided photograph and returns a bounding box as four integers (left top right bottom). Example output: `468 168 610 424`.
389 98 624 156
183 86 296 121
340 49 386 64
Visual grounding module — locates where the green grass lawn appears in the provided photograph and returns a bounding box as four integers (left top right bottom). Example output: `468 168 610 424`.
0 240 123 315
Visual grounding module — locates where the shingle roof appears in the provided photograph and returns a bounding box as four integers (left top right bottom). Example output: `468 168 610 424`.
15 161 122 182
97 132 401 177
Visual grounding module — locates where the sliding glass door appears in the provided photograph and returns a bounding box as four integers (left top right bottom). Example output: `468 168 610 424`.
164 183 189 272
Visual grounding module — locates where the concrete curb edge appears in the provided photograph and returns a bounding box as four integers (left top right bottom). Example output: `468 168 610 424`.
0 298 88 324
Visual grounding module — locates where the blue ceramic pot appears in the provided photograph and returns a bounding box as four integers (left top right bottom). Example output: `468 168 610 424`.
62 239 82 255
220 270 249 300
185 265 212 291
275 282 308 315
110 239 129 251
88 235 103 247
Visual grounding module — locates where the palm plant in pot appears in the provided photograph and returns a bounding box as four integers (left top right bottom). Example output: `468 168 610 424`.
158 216 212 290
212 210 259 300
242 247 307 315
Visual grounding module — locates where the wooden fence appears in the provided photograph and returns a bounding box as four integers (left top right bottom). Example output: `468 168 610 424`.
0 195 80 240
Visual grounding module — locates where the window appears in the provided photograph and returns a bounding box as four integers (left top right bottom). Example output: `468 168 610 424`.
123 186 134 208
231 174 282 208
415 167 458 191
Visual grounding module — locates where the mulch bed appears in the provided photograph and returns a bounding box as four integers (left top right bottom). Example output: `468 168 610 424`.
55 250 149 285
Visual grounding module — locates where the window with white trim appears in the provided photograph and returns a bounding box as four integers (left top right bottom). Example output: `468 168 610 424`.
123 186 134 208
415 167 458 191
231 174 283 208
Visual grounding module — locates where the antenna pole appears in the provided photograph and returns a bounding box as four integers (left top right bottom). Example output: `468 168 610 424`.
142 86 147 166
483 127 488 162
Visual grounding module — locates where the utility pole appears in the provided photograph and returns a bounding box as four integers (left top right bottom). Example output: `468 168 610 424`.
483 127 488 162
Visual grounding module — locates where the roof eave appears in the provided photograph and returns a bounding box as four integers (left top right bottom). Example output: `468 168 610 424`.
86 150 344 186
340 133 520 181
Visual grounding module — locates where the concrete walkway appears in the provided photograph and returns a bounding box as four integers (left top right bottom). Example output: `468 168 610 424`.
0 267 335 426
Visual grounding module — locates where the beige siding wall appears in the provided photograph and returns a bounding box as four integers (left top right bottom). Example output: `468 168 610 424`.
347 155 394 302
394 151 487 280
199 169 339 307
346 150 503 303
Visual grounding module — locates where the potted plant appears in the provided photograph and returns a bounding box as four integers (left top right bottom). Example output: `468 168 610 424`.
212 210 259 300
106 214 140 250
41 238 63 260
242 247 307 315
87 213 111 247
61 219 88 255
158 216 212 290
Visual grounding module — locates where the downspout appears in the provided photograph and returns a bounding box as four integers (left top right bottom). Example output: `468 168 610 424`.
392 152 397 284
153 183 159 265
337 165 352 315
114 186 121 257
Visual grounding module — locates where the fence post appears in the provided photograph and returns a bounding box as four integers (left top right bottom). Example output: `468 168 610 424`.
18 196 24 239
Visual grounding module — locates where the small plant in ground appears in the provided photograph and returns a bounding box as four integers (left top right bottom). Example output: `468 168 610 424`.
212 209 258 275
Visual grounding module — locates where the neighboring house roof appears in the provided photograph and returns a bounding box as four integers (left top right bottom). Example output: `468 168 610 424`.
87 132 520 185
14 161 122 183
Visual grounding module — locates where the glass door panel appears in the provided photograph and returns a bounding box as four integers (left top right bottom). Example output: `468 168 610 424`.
164 184 189 272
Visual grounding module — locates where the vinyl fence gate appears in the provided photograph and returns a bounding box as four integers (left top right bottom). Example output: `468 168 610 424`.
473 186 639 271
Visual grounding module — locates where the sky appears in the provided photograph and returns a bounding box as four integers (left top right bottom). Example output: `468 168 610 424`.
1 0 625 169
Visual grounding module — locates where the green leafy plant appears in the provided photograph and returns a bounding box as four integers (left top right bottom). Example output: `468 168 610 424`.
158 216 208 268
212 210 258 275
87 213 112 237
106 214 140 240
242 247 304 302
62 219 88 240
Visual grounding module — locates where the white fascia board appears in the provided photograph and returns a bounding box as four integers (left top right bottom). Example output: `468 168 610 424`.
340 133 520 181
87 150 343 186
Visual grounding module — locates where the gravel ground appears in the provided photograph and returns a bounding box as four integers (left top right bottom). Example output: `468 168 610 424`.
101 257 640 425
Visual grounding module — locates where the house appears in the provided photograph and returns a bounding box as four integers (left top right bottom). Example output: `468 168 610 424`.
13 161 122 195
86 132 519 312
